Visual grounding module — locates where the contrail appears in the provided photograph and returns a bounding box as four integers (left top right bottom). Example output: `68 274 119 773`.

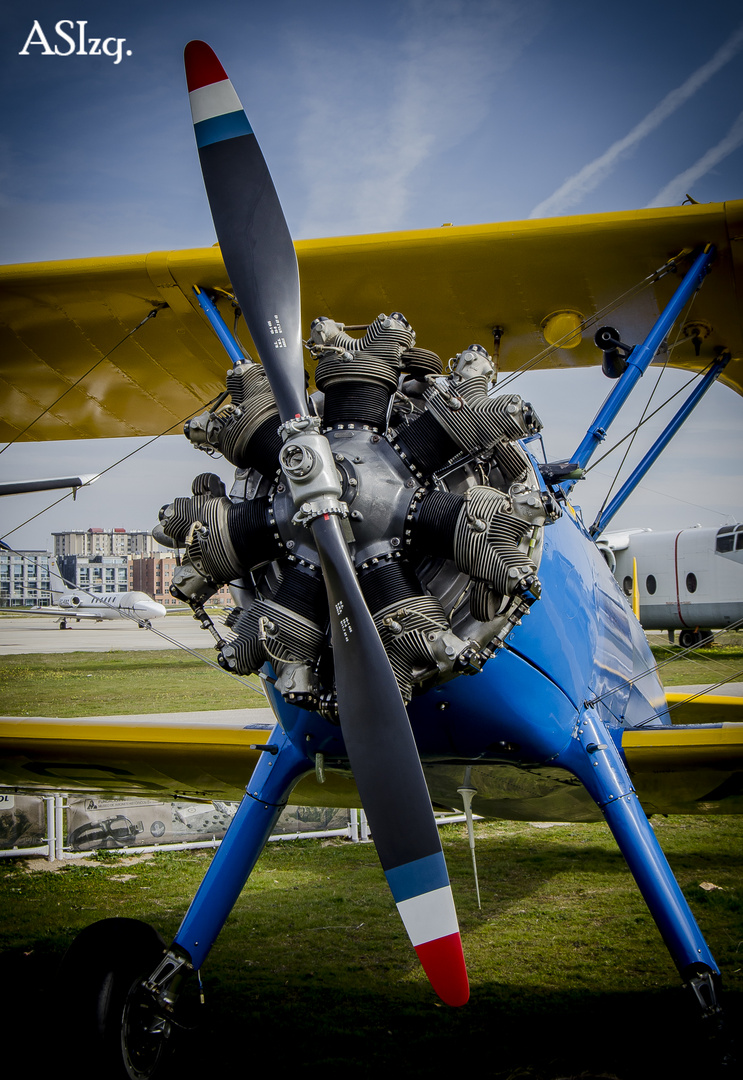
529 21 743 219
646 109 743 207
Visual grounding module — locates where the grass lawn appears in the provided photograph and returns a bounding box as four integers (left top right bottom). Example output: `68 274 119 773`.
1 816 740 1079
0 635 741 718
0 635 740 1076
0 648 266 715
649 634 743 690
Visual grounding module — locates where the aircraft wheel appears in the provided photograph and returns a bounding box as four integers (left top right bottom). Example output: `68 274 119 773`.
679 629 706 649
60 918 174 1078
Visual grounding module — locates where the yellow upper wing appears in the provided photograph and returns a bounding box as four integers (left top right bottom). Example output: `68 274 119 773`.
2 200 742 443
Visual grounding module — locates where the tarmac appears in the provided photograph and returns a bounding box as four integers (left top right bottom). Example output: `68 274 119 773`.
0 613 219 655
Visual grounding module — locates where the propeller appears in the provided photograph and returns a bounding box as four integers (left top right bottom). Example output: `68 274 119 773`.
184 40 468 1006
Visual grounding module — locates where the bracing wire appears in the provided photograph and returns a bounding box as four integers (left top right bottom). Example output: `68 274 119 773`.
0 305 166 456
589 284 702 533
585 618 743 713
584 361 716 476
0 407 204 544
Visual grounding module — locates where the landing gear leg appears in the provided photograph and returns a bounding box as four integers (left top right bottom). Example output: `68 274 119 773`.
170 723 310 972
558 708 733 1063
62 724 310 1076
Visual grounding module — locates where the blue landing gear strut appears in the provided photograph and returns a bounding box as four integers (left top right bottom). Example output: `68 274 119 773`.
122 724 311 1074
557 709 727 1038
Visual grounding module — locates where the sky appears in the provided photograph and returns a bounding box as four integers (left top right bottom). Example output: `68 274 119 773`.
1 0 742 551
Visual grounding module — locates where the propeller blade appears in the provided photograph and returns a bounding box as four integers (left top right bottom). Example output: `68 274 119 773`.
313 512 469 1005
184 40 468 1006
184 39 305 422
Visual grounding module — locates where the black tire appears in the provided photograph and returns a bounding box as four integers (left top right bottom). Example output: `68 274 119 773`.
679 628 701 649
60 918 173 1079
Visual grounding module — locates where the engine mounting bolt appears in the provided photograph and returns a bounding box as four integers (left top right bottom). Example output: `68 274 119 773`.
405 479 415 488
391 537 400 547
286 540 295 549
335 454 345 462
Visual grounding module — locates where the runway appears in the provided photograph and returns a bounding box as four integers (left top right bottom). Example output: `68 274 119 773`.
0 613 219 655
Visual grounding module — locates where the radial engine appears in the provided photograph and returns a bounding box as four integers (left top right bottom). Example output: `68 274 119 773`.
154 312 560 715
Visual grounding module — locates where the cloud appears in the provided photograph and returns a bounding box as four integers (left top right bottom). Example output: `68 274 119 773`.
293 0 547 237
529 20 743 219
646 109 743 208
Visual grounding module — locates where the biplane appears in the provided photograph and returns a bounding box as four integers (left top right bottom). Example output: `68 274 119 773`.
0 38 742 1078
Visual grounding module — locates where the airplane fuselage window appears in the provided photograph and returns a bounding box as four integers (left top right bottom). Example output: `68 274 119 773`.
686 572 698 593
646 575 657 594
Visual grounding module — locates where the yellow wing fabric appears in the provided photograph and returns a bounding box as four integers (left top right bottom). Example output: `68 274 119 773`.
0 716 357 806
1 200 741 443
624 722 743 815
1 712 741 815
0 716 273 802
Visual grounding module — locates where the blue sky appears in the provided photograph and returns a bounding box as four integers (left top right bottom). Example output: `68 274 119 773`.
1 0 742 550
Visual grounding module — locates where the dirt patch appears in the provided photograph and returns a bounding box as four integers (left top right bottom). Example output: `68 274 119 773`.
19 852 156 872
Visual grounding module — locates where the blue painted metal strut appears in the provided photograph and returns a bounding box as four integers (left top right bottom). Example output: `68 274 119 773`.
568 247 715 479
558 709 719 975
173 724 311 971
193 285 247 367
590 351 731 536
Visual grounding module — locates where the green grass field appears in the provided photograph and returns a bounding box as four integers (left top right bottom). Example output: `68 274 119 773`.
0 635 740 717
1 817 740 1079
0 637 741 1077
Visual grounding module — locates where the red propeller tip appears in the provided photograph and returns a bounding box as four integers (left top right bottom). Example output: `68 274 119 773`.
184 40 229 93
415 933 470 1007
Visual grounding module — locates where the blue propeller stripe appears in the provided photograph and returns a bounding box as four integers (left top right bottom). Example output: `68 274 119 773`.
194 111 253 148
384 851 449 904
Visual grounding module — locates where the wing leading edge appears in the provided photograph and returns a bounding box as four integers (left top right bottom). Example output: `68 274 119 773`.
2 711 741 817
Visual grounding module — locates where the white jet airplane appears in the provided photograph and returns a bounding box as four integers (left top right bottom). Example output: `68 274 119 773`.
17 561 167 629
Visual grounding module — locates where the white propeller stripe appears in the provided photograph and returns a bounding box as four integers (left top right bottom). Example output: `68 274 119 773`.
189 79 243 125
396 886 459 948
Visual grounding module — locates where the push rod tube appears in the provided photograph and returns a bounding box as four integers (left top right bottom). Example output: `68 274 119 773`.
193 285 246 367
590 351 731 536
568 246 715 479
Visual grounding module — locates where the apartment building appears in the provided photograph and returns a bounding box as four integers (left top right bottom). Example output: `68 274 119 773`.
130 555 234 607
0 550 53 607
52 528 162 559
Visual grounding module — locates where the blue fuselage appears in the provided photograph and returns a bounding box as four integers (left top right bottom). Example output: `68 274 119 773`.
265 507 669 822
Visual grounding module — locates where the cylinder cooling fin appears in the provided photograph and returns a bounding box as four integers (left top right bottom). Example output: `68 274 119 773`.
155 313 560 715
